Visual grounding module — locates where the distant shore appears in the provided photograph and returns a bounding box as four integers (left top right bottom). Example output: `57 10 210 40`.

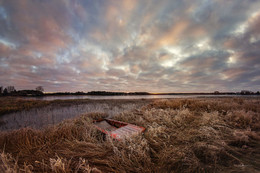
1 89 259 97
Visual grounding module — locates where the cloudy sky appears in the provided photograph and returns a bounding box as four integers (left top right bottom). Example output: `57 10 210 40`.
0 0 260 93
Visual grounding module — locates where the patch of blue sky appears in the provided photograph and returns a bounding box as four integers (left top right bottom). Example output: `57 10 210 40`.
0 6 7 20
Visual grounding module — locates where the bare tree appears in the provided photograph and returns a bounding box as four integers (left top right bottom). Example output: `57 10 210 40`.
3 88 8 95
6 86 16 93
241 90 253 95
0 86 3 94
36 86 44 92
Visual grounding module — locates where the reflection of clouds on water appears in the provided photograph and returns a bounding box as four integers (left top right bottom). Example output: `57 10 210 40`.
0 102 144 131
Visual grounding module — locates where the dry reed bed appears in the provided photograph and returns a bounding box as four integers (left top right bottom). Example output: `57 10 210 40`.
0 97 260 172
0 97 150 116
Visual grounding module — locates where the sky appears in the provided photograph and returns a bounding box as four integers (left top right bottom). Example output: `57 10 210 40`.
0 0 260 93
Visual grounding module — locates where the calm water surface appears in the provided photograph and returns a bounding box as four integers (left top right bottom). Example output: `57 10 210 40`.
22 94 243 101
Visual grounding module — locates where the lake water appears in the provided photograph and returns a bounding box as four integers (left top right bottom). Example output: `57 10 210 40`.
23 94 244 101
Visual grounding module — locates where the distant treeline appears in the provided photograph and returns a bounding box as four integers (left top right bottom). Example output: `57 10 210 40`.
45 91 151 96
0 85 259 97
0 86 44 96
155 91 260 95
35 90 260 96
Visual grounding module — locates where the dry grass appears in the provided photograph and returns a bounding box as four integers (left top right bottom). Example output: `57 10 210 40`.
0 97 260 172
0 97 50 116
0 97 150 117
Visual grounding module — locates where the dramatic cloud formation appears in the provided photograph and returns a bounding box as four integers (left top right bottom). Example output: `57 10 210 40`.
0 0 260 92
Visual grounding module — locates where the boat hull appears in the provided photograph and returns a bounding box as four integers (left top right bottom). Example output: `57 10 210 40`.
93 118 145 140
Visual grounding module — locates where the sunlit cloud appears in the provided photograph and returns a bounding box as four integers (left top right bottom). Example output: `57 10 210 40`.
0 0 260 92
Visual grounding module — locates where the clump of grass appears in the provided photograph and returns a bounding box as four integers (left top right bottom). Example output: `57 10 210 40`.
0 151 19 172
0 98 259 172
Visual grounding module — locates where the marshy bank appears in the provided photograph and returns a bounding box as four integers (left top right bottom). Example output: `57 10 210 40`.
0 98 151 131
0 97 260 172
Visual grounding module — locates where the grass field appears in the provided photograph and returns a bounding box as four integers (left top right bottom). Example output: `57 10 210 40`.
0 97 259 172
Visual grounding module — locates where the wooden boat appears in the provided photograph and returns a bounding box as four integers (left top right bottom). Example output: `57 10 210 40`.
93 118 145 140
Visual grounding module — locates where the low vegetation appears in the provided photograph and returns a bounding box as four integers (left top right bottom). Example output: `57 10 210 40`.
0 97 50 116
0 97 259 172
0 97 150 116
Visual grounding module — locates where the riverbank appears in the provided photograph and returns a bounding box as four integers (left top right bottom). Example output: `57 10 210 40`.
0 97 259 172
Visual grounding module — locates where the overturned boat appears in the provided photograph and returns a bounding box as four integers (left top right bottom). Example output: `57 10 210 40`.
93 118 145 140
